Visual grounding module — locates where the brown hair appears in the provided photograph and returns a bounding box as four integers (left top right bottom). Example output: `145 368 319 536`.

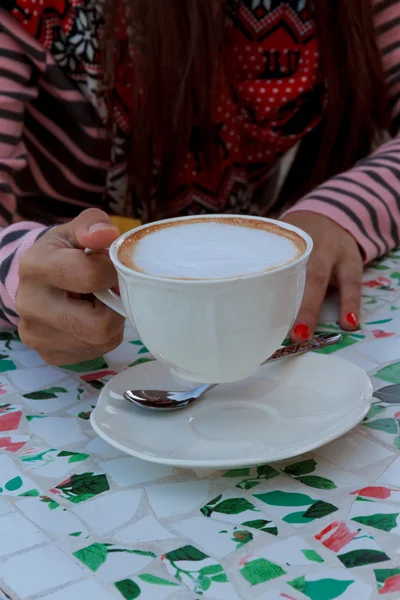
103 0 389 217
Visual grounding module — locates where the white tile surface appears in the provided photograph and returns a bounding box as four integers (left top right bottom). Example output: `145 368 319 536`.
28 416 86 446
41 580 117 600
93 548 154 582
8 366 66 393
315 433 395 470
378 456 400 486
71 490 142 535
112 516 174 544
17 497 88 537
361 337 400 363
0 512 48 555
146 481 210 519
0 545 82 597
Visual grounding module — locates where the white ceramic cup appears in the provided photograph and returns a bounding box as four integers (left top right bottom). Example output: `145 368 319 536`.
95 215 313 383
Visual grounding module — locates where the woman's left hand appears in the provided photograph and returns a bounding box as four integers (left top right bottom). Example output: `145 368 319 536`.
281 211 363 341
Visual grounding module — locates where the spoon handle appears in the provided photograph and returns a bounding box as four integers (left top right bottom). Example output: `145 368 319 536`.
264 333 342 365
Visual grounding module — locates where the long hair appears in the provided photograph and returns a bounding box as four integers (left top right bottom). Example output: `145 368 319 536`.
103 0 389 217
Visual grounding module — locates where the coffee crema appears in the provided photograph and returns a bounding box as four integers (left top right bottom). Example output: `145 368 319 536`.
118 217 306 280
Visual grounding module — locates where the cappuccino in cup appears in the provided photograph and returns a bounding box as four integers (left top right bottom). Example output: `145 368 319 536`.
118 217 306 280
95 215 312 383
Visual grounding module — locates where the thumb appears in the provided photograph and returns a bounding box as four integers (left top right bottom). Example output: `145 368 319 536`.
60 208 120 250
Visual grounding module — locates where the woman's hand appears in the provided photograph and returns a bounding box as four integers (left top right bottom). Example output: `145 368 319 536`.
17 209 125 366
281 211 363 341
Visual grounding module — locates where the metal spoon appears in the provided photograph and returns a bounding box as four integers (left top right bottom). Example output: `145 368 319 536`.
123 332 342 411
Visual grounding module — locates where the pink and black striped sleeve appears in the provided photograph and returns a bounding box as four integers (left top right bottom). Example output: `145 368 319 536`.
284 0 400 263
0 18 46 328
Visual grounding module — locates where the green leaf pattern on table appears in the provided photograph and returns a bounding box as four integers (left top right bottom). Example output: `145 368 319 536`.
52 472 110 504
223 467 251 478
162 544 232 596
62 356 108 373
115 575 178 600
339 549 389 568
352 513 399 532
254 490 338 526
241 519 278 536
115 579 141 600
20 448 89 469
57 450 89 464
376 362 400 384
40 496 62 510
363 418 398 434
74 543 156 573
289 574 354 599
23 387 68 400
4 476 22 491
375 568 400 595
240 557 286 586
283 459 337 490
365 404 386 420
130 340 150 355
302 549 324 563
0 357 16 372
315 520 390 568
360 401 400 448
349 497 400 533
201 495 257 518
232 464 280 490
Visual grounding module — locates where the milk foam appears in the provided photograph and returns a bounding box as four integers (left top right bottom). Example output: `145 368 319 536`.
124 221 302 279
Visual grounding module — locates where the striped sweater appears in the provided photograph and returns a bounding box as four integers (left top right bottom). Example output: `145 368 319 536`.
0 0 399 328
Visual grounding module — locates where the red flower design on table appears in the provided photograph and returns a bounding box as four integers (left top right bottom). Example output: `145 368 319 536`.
380 574 400 594
351 486 392 500
0 436 27 452
372 330 395 339
80 370 116 382
0 410 22 432
315 521 358 552
363 276 393 288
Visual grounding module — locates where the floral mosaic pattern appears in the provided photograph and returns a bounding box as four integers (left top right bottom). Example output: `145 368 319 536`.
200 493 279 535
1 255 400 598
115 575 178 600
51 472 110 504
315 521 389 567
161 545 236 597
288 569 371 599
253 489 338 526
375 568 400 595
240 556 286 586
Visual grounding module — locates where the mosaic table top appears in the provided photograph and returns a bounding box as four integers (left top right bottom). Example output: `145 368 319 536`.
1 253 400 599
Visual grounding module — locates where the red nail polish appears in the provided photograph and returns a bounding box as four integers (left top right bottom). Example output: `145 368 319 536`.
346 312 358 328
293 323 310 339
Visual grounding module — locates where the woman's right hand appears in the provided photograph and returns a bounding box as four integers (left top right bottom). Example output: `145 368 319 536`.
17 208 125 366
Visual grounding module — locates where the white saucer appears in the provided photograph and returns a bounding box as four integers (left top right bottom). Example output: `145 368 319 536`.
90 354 372 469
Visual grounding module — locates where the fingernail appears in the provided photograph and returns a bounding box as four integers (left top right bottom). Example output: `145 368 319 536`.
88 223 116 233
346 312 358 328
293 323 310 339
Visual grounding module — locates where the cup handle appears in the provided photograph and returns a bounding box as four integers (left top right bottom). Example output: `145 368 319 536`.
84 248 127 318
93 289 127 318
